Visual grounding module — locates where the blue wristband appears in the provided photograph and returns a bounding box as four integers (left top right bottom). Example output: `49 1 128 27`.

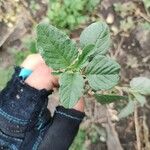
19 68 32 80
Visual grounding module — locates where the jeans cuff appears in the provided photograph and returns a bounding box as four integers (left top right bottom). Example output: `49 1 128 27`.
55 106 85 122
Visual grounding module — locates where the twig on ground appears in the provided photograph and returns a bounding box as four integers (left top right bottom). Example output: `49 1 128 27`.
0 26 16 47
143 113 150 150
20 0 37 25
114 36 124 58
134 103 141 150
136 9 150 23
102 105 123 150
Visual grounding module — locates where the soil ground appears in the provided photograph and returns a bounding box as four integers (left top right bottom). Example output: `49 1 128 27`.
0 0 150 150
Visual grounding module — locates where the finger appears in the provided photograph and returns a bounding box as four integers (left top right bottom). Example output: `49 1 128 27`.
25 64 55 90
21 54 45 71
33 63 59 88
73 97 85 112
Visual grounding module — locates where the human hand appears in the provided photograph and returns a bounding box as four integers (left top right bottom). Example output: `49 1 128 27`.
21 54 84 112
21 54 58 91
0 53 85 150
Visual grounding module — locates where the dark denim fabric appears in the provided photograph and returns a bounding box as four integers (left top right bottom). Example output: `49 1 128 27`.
0 67 85 150
0 67 52 150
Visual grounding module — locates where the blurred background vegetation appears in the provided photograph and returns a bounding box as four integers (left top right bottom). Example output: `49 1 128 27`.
0 0 150 149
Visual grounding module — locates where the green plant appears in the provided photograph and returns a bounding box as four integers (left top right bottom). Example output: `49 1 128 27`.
113 2 136 33
140 22 150 30
113 2 136 18
36 21 122 108
48 0 101 31
70 129 86 150
23 38 37 53
14 50 32 66
118 77 150 118
0 67 13 90
29 0 40 15
143 0 150 15
120 17 135 32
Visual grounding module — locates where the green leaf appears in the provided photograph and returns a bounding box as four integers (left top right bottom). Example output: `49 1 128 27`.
118 100 135 119
94 94 128 104
73 44 95 69
132 92 146 107
130 77 150 95
80 21 111 55
140 22 150 31
85 55 120 90
59 72 84 108
36 23 78 70
143 0 150 9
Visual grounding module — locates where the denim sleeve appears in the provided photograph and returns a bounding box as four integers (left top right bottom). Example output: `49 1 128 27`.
39 106 85 150
0 67 85 150
0 67 52 150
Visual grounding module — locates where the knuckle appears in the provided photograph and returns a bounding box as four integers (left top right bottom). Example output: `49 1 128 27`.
27 54 35 60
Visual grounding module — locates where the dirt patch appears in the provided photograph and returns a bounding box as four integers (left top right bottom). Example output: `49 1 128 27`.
0 0 150 150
